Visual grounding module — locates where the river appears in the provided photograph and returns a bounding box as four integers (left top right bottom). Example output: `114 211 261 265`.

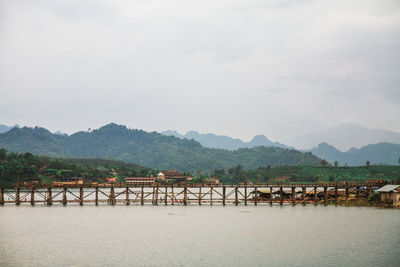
0 205 399 266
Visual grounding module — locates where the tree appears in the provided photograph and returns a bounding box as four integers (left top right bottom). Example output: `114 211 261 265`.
334 160 339 167
366 160 370 168
320 160 328 167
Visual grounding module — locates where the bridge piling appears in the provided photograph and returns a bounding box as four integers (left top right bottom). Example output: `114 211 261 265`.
314 186 318 205
254 187 258 205
222 186 226 206
280 186 283 206
292 186 296 206
31 188 35 206
79 187 84 206
62 187 67 206
95 187 98 206
126 187 129 205
0 188 4 205
16 188 20 206
235 187 238 205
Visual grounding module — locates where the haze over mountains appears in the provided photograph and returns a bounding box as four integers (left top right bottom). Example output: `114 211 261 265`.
1 123 399 167
0 123 321 172
162 130 288 150
287 123 400 151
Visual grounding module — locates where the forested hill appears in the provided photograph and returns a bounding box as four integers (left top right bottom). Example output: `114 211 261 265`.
0 123 322 171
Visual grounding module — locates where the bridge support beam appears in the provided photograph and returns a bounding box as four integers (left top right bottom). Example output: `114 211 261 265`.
280 186 283 206
108 187 116 205
183 186 187 206
292 186 296 206
31 188 35 206
0 188 4 205
210 186 213 206
270 187 273 206
46 187 52 206
62 187 67 206
302 186 306 205
126 187 129 205
16 188 20 206
198 187 201 205
334 186 338 203
222 186 226 206
314 186 318 205
95 187 98 206
323 186 328 205
79 187 84 206
254 187 258 205
235 187 238 205
141 186 144 205
165 187 168 206
244 186 248 205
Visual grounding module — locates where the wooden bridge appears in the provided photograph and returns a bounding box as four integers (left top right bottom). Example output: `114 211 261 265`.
0 183 375 206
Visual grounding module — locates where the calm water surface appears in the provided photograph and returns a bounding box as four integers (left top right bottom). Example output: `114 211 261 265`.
0 205 399 266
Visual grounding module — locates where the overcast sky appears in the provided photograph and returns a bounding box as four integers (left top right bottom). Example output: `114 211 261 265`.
1 0 399 143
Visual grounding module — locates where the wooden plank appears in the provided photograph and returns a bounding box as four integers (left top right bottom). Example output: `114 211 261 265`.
280 186 283 206
302 186 306 205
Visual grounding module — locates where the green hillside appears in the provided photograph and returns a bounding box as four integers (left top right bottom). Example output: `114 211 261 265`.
0 123 322 172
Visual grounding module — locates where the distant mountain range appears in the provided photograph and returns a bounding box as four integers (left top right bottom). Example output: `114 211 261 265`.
309 142 400 166
0 123 321 172
287 123 400 151
162 130 288 150
0 124 19 134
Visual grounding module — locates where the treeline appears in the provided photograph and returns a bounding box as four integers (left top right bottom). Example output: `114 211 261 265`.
209 165 400 184
0 148 156 185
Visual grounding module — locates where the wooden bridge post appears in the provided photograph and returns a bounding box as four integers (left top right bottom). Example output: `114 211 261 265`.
155 186 159 205
141 186 144 205
280 186 283 206
165 187 168 206
334 186 338 203
292 186 296 206
46 187 52 206
235 187 238 205
62 187 67 206
31 187 35 206
108 186 115 205
198 187 201 205
79 186 84 206
244 186 247 205
345 184 349 201
222 186 226 206
323 186 327 205
254 187 258 205
15 187 20 206
125 187 129 205
270 186 273 206
0 188 4 205
314 186 318 205
183 186 187 206
302 186 306 205
171 186 174 205
210 186 213 206
95 187 98 206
